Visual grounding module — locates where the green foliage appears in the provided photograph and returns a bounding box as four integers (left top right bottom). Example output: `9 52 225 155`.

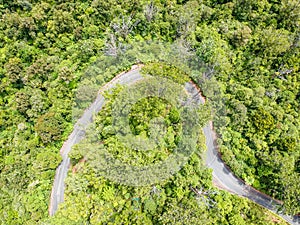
252 108 275 132
51 145 288 225
0 0 299 223
94 85 183 167
129 96 177 135
35 112 65 144
55 76 287 224
141 62 190 84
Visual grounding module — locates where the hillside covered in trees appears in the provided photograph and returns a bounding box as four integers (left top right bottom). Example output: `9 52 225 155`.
0 0 299 224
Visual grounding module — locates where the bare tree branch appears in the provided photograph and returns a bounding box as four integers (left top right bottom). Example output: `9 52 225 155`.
144 1 157 22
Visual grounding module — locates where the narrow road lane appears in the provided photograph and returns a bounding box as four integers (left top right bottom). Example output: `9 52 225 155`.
49 68 299 225
49 68 143 216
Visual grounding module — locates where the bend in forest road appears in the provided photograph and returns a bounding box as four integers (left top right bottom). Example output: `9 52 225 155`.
204 123 299 225
49 68 299 225
49 68 144 216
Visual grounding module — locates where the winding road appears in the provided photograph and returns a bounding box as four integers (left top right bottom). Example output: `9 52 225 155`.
49 67 299 225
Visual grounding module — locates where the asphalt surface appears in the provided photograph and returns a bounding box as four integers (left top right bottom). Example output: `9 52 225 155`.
204 123 299 224
49 68 299 225
49 68 144 216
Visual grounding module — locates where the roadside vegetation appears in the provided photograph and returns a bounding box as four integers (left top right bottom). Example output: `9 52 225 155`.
49 77 287 225
0 0 298 224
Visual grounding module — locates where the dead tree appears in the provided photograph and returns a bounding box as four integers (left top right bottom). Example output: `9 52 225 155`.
190 186 218 208
104 33 120 56
144 1 157 22
111 16 140 39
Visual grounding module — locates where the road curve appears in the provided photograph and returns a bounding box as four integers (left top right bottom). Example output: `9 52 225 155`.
49 68 299 225
49 67 144 216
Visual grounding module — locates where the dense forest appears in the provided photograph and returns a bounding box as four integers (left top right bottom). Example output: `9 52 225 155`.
0 0 299 224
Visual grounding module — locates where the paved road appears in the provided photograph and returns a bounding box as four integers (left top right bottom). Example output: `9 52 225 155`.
49 68 144 215
204 122 299 224
49 68 299 225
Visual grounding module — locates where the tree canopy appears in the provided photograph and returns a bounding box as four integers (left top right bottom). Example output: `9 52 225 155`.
0 0 299 224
